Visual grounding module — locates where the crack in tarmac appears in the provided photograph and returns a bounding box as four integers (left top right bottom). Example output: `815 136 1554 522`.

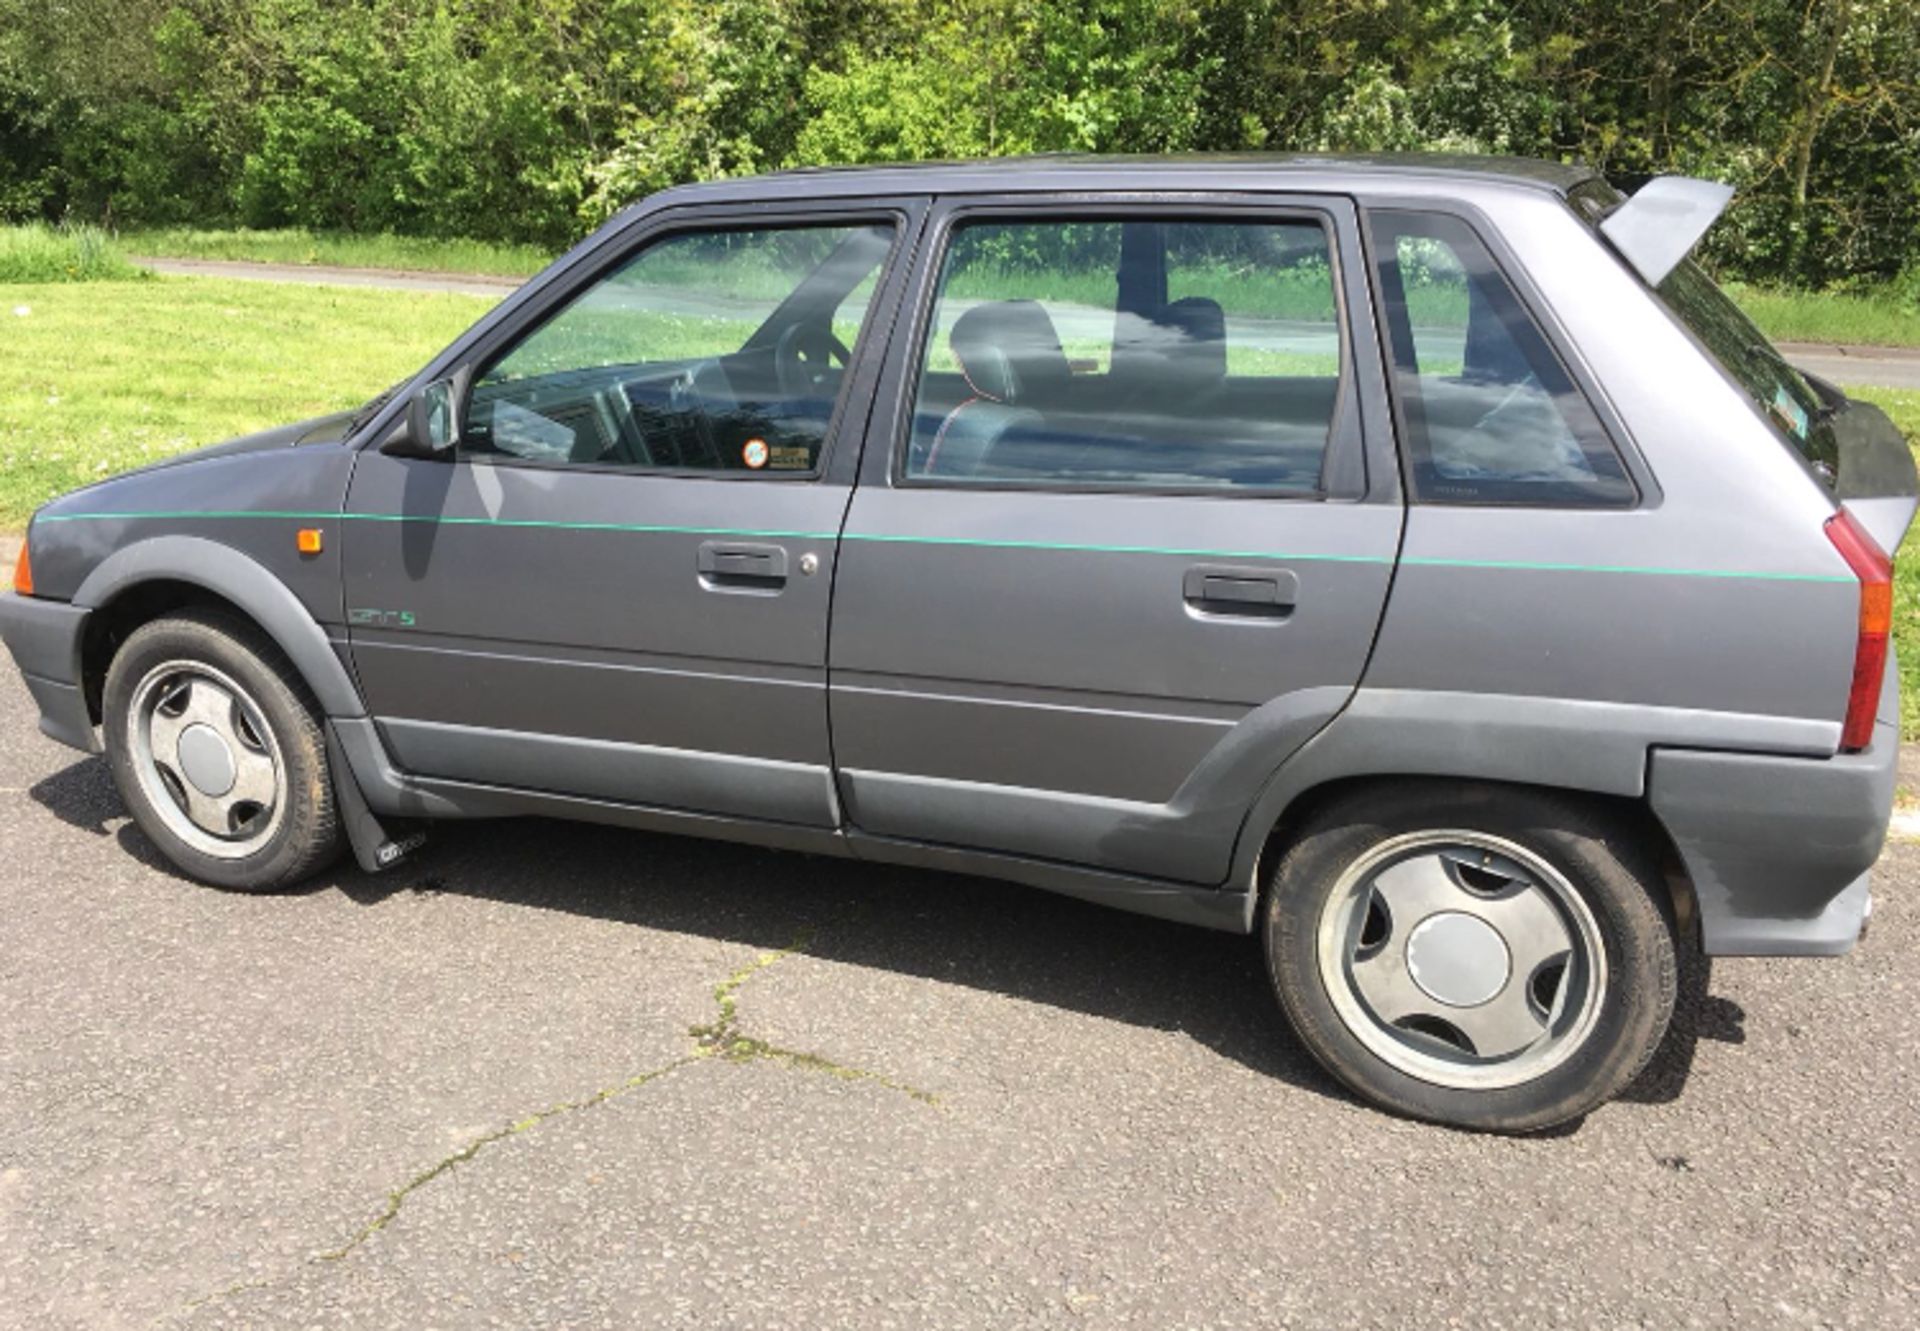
316 1055 700 1263
167 928 937 1322
687 930 942 1106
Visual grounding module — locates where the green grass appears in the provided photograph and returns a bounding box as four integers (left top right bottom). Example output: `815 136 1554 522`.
119 226 552 279
0 278 496 528
0 224 149 283
1728 283 1920 349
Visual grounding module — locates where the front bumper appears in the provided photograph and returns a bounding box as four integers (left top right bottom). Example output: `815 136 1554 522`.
0 592 98 754
1649 661 1898 957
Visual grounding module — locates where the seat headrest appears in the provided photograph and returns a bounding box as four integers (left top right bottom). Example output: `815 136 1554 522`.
1110 296 1228 399
1153 297 1227 394
949 300 1072 404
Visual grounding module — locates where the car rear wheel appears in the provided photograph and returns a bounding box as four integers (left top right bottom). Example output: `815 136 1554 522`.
103 610 340 891
1264 782 1677 1132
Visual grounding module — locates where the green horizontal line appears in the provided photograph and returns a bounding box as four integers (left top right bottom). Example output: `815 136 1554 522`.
839 531 1390 562
34 509 1853 582
1398 554 1851 583
40 510 839 542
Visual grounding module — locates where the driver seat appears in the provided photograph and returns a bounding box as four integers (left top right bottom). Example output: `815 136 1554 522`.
919 300 1069 477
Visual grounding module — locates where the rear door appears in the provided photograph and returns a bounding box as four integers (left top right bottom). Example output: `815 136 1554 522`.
343 202 921 826
829 195 1401 883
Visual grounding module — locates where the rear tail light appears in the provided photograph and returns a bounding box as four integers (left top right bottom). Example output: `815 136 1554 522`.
1824 510 1892 751
9 540 29 597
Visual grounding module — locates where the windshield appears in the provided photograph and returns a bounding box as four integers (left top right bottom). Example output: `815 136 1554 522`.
1654 259 1838 479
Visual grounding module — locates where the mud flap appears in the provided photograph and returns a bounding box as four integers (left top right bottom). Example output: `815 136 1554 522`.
325 723 427 873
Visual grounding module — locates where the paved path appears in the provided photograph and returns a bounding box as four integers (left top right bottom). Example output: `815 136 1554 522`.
1778 340 1920 391
2 662 1917 1328
132 256 522 300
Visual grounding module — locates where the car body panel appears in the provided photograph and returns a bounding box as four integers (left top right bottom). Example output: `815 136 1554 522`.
337 200 923 827
0 154 1898 958
1647 649 1898 955
0 592 95 751
339 460 851 825
829 491 1399 881
828 192 1400 884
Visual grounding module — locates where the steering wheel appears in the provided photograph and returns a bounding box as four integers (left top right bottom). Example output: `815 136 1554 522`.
775 321 851 398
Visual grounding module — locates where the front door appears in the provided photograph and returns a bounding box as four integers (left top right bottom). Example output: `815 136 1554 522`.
829 198 1401 881
343 208 912 826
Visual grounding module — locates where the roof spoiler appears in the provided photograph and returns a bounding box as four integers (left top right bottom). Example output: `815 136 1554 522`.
1598 176 1735 286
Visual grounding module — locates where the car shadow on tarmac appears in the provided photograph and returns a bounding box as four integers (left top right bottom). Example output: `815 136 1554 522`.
32 753 1745 1127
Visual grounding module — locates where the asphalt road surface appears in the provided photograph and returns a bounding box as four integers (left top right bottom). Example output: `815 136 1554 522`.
2 663 1916 1329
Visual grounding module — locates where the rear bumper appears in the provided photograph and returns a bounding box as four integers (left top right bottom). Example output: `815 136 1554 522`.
0 592 98 754
1649 664 1897 957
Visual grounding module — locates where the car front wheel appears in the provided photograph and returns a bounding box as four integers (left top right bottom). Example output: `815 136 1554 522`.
1265 782 1677 1133
103 610 340 891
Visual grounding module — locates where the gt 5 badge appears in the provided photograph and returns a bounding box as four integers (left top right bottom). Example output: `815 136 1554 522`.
348 608 417 629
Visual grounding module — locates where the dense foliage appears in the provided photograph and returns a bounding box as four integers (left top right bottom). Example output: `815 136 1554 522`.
2 0 1915 287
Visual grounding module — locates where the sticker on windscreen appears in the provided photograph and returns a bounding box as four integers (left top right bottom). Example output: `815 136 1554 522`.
1770 384 1810 441
742 438 769 469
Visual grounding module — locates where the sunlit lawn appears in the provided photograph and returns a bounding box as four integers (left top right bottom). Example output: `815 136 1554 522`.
0 278 497 527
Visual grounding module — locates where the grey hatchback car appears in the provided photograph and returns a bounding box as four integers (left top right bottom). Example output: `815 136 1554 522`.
4 154 1912 1131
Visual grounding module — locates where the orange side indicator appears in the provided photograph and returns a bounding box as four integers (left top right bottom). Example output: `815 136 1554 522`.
11 540 31 596
296 528 325 555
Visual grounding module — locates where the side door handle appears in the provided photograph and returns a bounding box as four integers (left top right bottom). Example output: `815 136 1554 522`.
697 541 789 592
1182 565 1298 619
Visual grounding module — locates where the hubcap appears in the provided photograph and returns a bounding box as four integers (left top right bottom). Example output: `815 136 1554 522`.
176 723 237 796
1315 831 1607 1091
128 661 285 859
1405 912 1509 1008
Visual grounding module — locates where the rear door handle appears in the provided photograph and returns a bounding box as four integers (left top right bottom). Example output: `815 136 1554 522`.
1183 565 1297 618
698 541 789 592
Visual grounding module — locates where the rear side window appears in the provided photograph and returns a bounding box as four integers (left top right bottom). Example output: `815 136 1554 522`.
1369 210 1634 507
904 216 1341 493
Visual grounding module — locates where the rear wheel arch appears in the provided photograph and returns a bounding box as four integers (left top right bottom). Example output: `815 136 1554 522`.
73 536 363 724
1247 774 1696 948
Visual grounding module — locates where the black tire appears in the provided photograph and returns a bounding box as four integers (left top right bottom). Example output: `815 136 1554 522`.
102 609 341 891
1264 781 1677 1133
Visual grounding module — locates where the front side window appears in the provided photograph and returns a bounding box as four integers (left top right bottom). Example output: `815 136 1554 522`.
1369 210 1634 507
465 222 893 473
905 216 1343 492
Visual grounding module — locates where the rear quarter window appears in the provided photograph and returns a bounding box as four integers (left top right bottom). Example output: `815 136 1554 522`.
1368 209 1635 508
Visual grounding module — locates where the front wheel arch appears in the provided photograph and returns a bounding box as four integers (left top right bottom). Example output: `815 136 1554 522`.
72 535 365 723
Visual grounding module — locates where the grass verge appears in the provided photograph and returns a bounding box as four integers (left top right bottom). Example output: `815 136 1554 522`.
0 224 149 283
0 278 496 528
119 226 552 279
1726 283 1920 349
